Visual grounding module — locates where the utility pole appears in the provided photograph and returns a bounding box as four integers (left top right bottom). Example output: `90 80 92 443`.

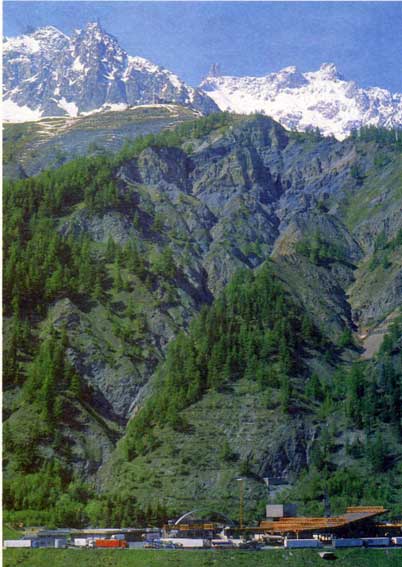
236 478 244 529
324 489 331 518
263 477 270 502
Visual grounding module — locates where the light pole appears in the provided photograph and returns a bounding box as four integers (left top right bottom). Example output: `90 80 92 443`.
236 478 244 529
263 477 270 501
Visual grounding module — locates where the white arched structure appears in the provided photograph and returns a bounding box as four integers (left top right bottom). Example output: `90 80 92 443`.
174 509 235 526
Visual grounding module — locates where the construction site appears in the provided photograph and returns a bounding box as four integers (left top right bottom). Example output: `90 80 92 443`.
4 504 402 550
157 505 401 548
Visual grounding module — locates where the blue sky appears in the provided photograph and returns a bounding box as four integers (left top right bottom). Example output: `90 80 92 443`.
4 2 402 92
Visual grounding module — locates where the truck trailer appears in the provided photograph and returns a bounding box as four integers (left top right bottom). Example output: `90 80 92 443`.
285 538 322 548
362 537 390 547
95 539 128 549
73 538 89 547
4 540 32 548
333 538 363 548
161 538 205 548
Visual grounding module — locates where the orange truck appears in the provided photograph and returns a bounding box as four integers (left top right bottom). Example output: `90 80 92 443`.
95 539 128 549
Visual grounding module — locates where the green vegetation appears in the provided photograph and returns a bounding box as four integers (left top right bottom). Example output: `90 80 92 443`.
3 115 402 528
105 312 402 521
115 111 235 162
281 315 402 516
3 105 200 178
3 113 239 527
295 233 348 266
4 549 402 567
340 150 402 230
349 125 402 148
368 229 402 272
124 262 322 459
350 163 364 182
3 121 39 164
3 156 115 527
3 125 199 527
3 486 170 530
2 524 22 540
289 125 327 143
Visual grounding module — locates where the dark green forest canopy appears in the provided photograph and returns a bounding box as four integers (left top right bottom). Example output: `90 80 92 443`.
3 113 235 372
124 262 323 458
2 112 241 527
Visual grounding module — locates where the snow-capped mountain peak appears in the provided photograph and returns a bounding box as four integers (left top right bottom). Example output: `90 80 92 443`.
70 21 128 80
3 23 218 122
314 62 344 81
4 23 401 138
200 63 402 139
77 20 103 34
4 25 69 56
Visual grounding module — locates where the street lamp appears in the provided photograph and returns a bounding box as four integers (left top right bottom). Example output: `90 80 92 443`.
236 478 244 529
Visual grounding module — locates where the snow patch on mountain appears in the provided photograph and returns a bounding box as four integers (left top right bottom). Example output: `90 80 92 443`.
3 22 218 122
127 56 161 75
4 26 69 58
72 56 85 72
58 98 79 117
5 23 401 136
4 34 41 54
2 98 43 122
200 63 402 139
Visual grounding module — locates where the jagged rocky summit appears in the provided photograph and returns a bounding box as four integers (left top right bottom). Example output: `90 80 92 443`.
3 22 218 121
3 21 402 138
200 63 402 140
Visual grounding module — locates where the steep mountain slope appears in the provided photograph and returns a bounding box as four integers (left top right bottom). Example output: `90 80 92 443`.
200 64 402 139
3 22 218 121
102 271 401 520
3 114 402 526
3 104 199 179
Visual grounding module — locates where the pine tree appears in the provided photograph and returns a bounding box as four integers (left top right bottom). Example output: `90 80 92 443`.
69 372 81 399
152 212 164 233
133 211 140 230
279 373 292 412
92 273 103 301
105 236 116 263
113 260 124 291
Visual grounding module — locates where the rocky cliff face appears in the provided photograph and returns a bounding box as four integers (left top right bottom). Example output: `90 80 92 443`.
3 22 218 121
4 113 402 513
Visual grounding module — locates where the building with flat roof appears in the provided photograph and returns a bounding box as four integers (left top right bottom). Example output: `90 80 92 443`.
259 506 388 537
266 504 297 520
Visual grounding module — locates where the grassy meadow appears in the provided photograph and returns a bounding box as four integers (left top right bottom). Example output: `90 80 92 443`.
3 548 402 567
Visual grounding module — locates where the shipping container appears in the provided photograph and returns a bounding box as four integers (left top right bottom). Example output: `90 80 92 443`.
54 538 67 548
285 538 322 548
362 537 390 547
333 538 363 548
161 538 205 548
392 537 402 546
4 540 32 548
95 539 128 548
74 538 89 547
211 539 236 549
